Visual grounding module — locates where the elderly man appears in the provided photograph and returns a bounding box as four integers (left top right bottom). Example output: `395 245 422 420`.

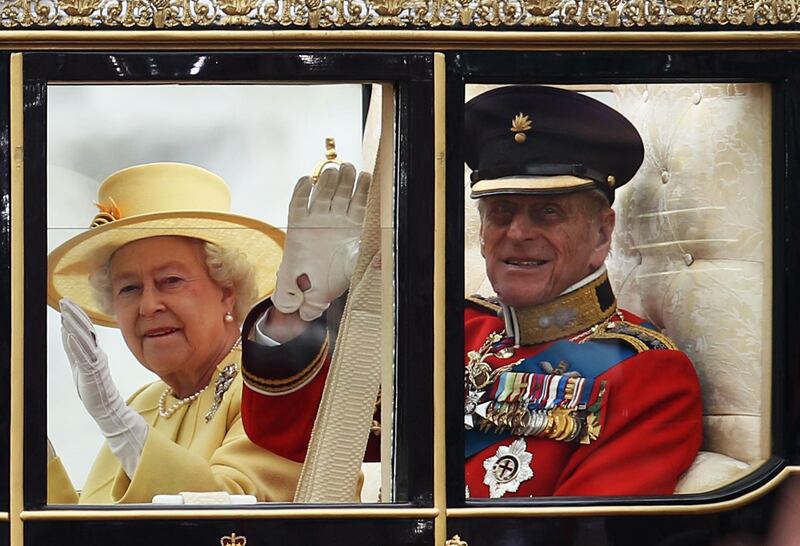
463 85 702 498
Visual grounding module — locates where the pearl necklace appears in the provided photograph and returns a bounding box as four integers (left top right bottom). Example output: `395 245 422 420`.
158 384 208 418
157 337 242 419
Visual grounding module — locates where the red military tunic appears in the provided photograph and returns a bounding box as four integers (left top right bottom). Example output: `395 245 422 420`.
464 285 703 498
239 297 380 463
239 276 701 497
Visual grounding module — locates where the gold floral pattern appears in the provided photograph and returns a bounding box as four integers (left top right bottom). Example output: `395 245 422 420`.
0 0 796 27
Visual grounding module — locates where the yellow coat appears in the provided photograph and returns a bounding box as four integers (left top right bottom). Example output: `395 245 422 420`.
48 349 301 504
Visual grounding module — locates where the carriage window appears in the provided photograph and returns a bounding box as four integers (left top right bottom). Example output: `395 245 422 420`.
462 83 772 499
46 83 397 505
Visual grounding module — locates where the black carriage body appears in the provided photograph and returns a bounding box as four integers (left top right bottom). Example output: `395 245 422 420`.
0 37 798 546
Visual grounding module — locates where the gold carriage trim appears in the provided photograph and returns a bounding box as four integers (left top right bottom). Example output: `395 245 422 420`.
1 0 796 29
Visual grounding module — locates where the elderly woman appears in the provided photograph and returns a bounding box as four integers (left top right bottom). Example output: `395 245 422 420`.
46 162 298 504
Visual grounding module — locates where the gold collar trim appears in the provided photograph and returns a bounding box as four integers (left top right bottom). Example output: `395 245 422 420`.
502 272 617 345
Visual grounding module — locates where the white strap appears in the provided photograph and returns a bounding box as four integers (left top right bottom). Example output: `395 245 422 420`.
294 84 393 503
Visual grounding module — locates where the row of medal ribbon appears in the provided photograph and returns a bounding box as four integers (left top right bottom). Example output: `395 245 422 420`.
490 370 594 409
479 372 606 444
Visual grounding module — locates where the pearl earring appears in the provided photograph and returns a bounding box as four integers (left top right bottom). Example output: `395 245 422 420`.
224 311 234 323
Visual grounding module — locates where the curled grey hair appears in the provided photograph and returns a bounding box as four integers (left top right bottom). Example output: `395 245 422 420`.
581 188 612 219
88 240 258 325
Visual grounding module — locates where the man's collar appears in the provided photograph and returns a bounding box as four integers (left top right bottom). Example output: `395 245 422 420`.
500 267 617 346
558 264 607 296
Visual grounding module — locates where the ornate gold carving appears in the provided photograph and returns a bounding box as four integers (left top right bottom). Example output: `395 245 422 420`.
523 0 561 25
562 0 617 25
755 0 798 23
59 0 103 25
666 0 701 24
619 0 668 26
219 0 259 24
446 535 469 546
151 0 172 28
1 0 57 27
220 534 247 546
371 0 414 25
305 0 322 26
0 0 796 26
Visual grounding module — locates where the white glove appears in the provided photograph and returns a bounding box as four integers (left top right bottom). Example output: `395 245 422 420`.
273 163 371 321
59 298 148 478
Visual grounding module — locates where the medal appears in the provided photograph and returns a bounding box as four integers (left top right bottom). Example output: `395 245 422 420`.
464 389 485 430
552 407 573 441
465 330 522 431
565 412 583 442
482 438 534 498
525 410 547 436
466 331 608 445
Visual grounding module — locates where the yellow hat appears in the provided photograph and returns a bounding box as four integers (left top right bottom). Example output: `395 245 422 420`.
47 162 285 327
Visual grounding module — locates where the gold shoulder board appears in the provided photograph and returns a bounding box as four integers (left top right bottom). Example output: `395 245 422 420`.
465 294 501 314
588 321 678 353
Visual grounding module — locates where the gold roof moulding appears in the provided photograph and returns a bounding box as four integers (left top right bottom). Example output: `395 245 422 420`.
0 0 797 27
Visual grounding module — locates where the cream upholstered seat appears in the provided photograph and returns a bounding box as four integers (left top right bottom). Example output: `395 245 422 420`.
464 83 772 494
611 83 772 493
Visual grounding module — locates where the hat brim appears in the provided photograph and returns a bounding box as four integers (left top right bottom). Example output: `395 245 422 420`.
470 175 597 199
47 210 285 328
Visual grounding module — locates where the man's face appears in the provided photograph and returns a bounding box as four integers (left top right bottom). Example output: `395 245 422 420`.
479 192 614 308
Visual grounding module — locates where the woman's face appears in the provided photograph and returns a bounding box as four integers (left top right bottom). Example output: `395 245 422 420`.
109 236 237 391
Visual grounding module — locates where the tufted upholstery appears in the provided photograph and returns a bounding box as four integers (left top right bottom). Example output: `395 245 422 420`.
463 83 772 493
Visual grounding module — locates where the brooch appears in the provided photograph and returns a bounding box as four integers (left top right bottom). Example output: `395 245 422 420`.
204 363 239 423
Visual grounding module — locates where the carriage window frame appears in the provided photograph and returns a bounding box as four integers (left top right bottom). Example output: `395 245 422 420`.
0 35 798 546
0 54 12 516
18 51 435 512
444 49 798 510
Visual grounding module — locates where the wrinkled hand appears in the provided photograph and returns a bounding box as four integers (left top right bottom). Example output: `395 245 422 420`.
273 163 371 321
60 298 147 477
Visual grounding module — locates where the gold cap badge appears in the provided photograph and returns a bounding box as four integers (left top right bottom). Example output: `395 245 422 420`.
510 112 533 144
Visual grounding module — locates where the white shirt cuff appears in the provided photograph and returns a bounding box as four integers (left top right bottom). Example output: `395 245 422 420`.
254 308 281 347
